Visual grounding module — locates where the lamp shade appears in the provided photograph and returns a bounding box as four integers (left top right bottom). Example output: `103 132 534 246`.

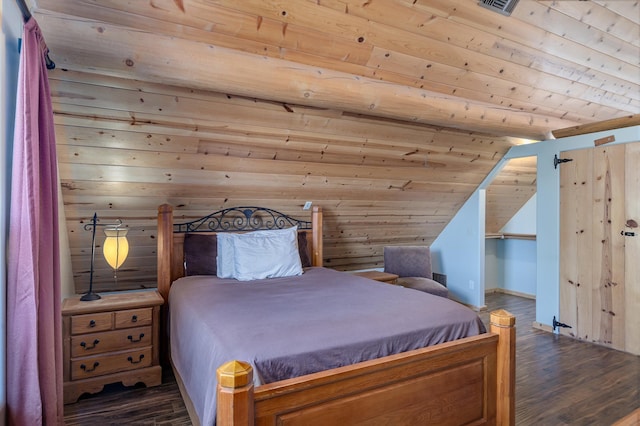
103 228 129 270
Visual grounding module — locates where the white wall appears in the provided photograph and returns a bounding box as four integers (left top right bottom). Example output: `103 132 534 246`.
499 239 536 296
485 238 536 297
501 194 536 234
431 190 486 308
1 1 22 423
484 239 500 291
484 194 537 297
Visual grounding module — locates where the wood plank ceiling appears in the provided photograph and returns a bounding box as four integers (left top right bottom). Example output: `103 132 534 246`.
28 0 639 292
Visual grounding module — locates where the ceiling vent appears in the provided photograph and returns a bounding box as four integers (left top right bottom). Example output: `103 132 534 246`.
478 0 520 16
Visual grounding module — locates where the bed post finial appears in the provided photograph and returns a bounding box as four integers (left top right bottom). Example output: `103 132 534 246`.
157 204 174 305
217 360 254 426
490 309 516 426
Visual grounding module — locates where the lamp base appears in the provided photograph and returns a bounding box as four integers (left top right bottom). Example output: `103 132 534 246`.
80 291 101 301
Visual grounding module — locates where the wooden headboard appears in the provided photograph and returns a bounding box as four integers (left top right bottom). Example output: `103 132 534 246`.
156 204 323 305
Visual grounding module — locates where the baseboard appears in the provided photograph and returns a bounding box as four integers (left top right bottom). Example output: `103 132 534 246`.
532 321 553 333
485 287 536 300
454 299 486 312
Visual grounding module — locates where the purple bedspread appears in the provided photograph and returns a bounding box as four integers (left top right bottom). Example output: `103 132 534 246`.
169 267 485 425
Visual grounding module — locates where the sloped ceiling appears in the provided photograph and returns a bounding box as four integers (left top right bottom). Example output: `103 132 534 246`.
34 0 639 138
26 0 639 291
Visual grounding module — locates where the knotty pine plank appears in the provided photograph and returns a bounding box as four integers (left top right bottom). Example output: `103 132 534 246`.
58 130 499 176
55 126 201 154
194 133 509 163
38 0 374 65
575 3 640 45
594 1 640 26
361 63 597 125
48 69 345 121
624 143 640 356
60 187 469 213
365 48 621 123
57 161 490 191
591 145 627 351
336 0 638 107
59 180 474 203
56 143 498 181
51 100 517 161
184 1 374 65
48 71 519 151
422 0 638 87
216 0 632 115
536 1 640 59
559 148 594 343
40 14 566 139
426 13 637 101
60 195 464 216
41 0 640 112
511 2 640 79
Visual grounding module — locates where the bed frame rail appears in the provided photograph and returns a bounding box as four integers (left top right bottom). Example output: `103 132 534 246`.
217 310 516 426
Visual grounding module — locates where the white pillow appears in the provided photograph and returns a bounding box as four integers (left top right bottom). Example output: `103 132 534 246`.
216 233 236 278
231 227 303 281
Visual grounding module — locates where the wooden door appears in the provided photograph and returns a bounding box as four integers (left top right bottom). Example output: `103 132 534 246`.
624 143 640 355
559 142 640 355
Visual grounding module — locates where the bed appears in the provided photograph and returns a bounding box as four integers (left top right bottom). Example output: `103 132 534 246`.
157 204 516 426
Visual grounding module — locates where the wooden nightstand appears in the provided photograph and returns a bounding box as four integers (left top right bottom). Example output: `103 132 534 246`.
62 290 164 404
353 271 399 284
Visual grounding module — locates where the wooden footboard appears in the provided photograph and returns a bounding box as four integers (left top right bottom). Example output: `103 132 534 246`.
217 310 515 426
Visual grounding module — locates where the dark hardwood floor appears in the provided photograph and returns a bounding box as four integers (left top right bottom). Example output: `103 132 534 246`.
64 293 639 425
478 293 639 426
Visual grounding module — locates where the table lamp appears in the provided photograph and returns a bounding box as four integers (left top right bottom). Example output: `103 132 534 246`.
81 213 129 301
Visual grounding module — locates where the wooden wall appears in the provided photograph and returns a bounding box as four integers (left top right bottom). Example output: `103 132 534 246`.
486 156 537 234
51 70 521 293
32 0 638 294
559 143 640 355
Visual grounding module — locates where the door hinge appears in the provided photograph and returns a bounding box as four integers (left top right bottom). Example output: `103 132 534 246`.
552 316 572 332
554 154 573 169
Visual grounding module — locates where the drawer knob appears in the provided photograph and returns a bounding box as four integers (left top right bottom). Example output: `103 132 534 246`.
127 333 145 343
127 354 144 364
89 320 96 328
80 339 100 350
80 362 100 372
131 315 138 323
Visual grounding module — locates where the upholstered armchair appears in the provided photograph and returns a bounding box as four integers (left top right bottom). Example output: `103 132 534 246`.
383 246 449 298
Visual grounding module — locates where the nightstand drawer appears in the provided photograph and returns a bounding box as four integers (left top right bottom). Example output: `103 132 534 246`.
71 347 153 380
115 307 152 329
70 312 112 335
70 326 152 357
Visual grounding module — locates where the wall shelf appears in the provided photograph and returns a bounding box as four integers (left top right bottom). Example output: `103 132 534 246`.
485 233 536 240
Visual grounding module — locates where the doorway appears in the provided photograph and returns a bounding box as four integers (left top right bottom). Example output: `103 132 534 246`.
558 142 639 355
484 156 538 301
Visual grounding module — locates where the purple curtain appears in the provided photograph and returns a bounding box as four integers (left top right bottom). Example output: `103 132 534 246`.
7 17 63 426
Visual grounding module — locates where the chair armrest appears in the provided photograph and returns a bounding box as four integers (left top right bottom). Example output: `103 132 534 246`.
432 272 447 287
